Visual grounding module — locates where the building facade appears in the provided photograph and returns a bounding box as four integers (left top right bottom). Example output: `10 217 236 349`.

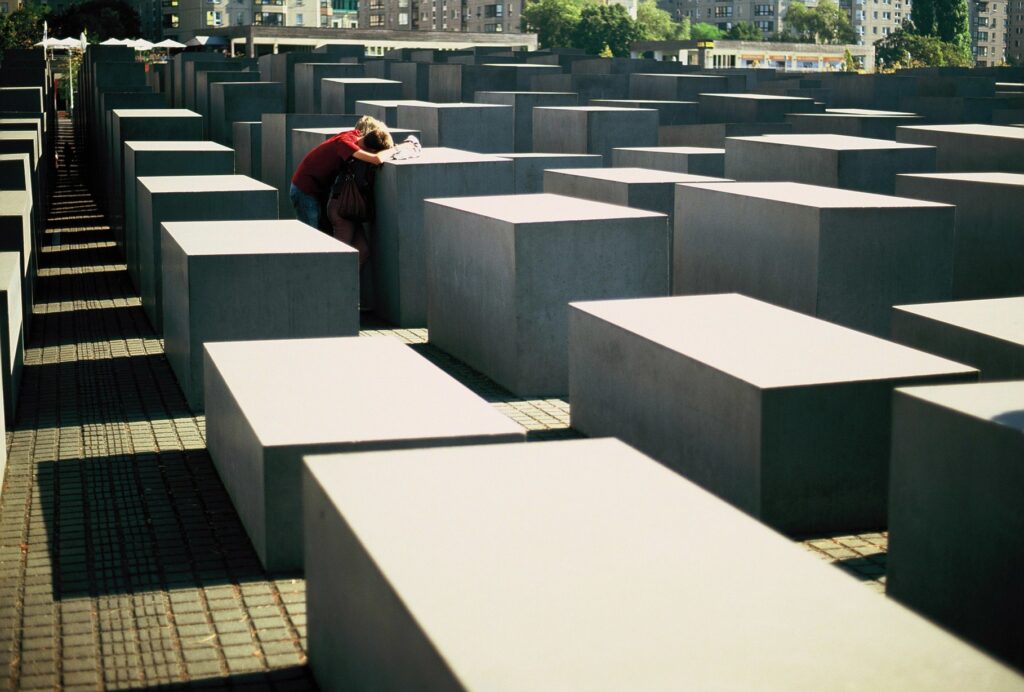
357 0 520 32
1011 0 1024 62
970 0 1008 65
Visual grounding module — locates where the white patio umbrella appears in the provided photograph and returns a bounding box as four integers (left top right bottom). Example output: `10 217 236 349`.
99 37 129 45
153 38 187 49
130 38 155 51
33 37 65 48
58 37 82 49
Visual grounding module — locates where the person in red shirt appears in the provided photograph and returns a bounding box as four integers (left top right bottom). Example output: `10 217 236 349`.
289 117 395 234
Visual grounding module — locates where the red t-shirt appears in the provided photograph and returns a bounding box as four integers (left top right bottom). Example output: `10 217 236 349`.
291 129 360 197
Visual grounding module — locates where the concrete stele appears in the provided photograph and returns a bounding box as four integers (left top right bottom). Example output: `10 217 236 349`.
204 336 525 571
611 146 725 176
896 123 1024 172
302 437 1024 692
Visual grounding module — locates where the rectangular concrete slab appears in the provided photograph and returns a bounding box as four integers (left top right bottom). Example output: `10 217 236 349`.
373 147 514 327
569 294 977 533
162 220 359 412
0 251 22 427
674 181 956 337
699 93 819 123
0 190 33 326
426 193 668 396
210 82 285 145
137 175 278 332
896 123 1024 172
302 436 1024 692
204 336 525 571
589 99 699 126
494 153 603 193
891 297 1024 380
474 91 578 152
612 145 725 176
295 63 365 114
320 78 403 115
396 103 513 153
232 121 261 178
533 106 658 161
895 172 1024 299
786 110 925 139
725 134 936 195
888 380 1024 672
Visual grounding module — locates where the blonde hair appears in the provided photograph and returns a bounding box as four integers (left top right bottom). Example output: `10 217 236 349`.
355 115 394 150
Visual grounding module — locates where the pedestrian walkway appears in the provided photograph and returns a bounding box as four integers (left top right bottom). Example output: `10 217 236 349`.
0 117 886 690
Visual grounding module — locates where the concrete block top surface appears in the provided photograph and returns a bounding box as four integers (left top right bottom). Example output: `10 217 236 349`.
163 219 357 257
113 108 201 119
537 106 656 113
477 91 576 96
731 133 933 151
126 140 232 153
138 175 276 194
703 93 813 102
571 294 975 388
404 102 509 110
616 146 725 155
682 181 952 210
356 99 430 107
896 380 1024 433
595 99 696 105
204 337 523 447
546 167 724 184
496 153 601 159
899 123 1024 139
322 78 401 85
825 108 918 116
425 192 664 223
303 436 1023 690
899 171 1024 188
894 297 1024 347
0 190 30 215
387 146 510 167
479 63 561 69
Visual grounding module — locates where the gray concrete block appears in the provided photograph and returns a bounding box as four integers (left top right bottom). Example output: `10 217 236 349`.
533 106 658 161
176 53 224 109
475 91 577 152
295 63 365 115
0 152 39 254
302 436 1023 692
136 175 278 332
891 297 1024 380
196 70 260 125
674 182 956 337
589 98 698 126
725 134 936 195
387 62 430 100
124 141 234 289
257 51 334 112
494 153 603 193
0 191 33 330
630 73 743 101
570 294 977 533
786 108 924 139
210 82 285 145
261 114 360 217
204 336 524 571
162 220 360 412
373 147 514 327
0 251 22 427
888 380 1024 672
396 103 513 152
425 193 669 396
896 124 1024 172
428 64 517 103
533 73 628 102
612 146 725 176
232 121 261 178
354 99 427 126
320 78 403 115
699 93 819 123
895 172 1024 299
657 121 792 147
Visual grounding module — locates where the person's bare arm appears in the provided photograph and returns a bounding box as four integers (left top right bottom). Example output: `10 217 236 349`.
353 148 395 165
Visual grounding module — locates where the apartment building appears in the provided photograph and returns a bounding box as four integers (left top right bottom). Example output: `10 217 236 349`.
971 0 1008 65
847 0 909 45
1010 0 1024 62
668 0 787 36
162 0 343 40
358 0 518 32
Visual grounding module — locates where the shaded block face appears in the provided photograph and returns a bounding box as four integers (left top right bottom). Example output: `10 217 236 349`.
302 437 1024 692
629 73 742 101
569 294 977 533
294 63 365 114
319 78 403 115
425 193 669 396
612 146 725 176
699 93 819 124
895 172 1024 299
786 111 924 139
203 337 524 571
427 64 518 103
724 134 936 195
123 142 234 289
588 99 699 126
196 71 260 124
674 182 955 337
373 148 514 327
0 251 22 427
888 381 1024 671
896 124 1024 172
210 82 285 145
387 62 431 100
136 175 278 332
891 298 1024 381
161 220 360 412
532 107 658 161
474 91 578 152
544 167 726 224
0 190 33 325
232 121 261 178
396 103 513 153
657 121 792 148
494 153 603 193
354 99 427 127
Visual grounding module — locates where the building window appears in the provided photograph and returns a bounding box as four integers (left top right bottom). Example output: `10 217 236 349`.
369 12 384 24
755 19 773 29
294 12 303 22
755 4 773 15
162 12 180 26
399 11 408 22
714 5 733 16
206 9 222 23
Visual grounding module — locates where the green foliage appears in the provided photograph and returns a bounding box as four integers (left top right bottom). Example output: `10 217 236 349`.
726 21 763 40
635 0 688 40
843 47 858 71
573 3 638 57
690 22 724 40
783 0 855 44
0 3 47 52
874 26 974 68
48 0 142 41
521 0 584 50
910 0 971 62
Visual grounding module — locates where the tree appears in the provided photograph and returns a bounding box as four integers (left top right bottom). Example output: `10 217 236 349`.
48 0 142 41
933 0 971 60
783 0 854 44
690 22 724 40
726 21 763 40
0 3 47 52
874 26 973 68
572 3 638 57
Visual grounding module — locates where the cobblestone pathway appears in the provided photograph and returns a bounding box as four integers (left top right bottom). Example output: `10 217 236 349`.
0 117 885 690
